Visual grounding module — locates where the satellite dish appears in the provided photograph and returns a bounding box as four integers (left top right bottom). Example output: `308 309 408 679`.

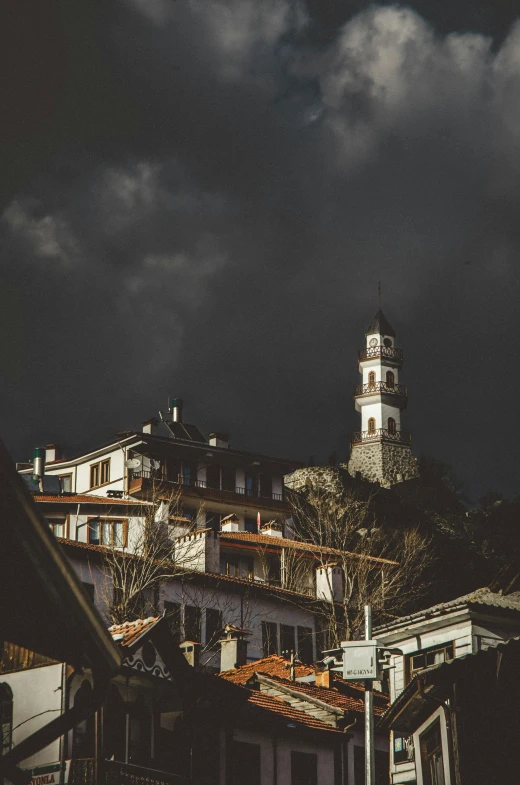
150 459 161 470
125 457 142 469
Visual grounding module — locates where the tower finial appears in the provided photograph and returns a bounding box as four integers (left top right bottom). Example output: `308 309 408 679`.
378 280 381 309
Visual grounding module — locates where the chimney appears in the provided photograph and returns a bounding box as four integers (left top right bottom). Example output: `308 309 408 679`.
142 417 159 435
45 444 61 463
179 640 201 668
261 521 283 538
315 667 332 689
32 447 45 480
220 514 241 533
209 432 229 449
219 625 249 672
170 398 183 423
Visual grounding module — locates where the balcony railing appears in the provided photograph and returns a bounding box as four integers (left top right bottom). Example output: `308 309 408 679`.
354 381 407 397
69 759 190 785
129 471 288 508
351 428 412 446
358 346 403 362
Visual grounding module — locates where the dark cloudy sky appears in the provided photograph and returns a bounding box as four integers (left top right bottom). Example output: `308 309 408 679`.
2 0 520 500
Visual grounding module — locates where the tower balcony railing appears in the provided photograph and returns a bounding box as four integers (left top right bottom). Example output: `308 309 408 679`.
351 428 412 446
358 346 403 362
354 381 408 397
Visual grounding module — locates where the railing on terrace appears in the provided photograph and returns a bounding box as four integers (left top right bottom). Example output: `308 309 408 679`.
351 428 412 446
69 759 190 785
358 346 403 362
354 381 408 397
129 471 286 505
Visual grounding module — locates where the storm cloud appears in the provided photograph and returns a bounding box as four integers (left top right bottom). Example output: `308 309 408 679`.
2 0 520 498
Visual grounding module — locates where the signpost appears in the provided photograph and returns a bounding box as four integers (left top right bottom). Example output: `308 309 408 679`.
322 605 402 785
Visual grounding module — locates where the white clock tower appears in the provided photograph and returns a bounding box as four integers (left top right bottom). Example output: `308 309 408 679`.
347 309 418 487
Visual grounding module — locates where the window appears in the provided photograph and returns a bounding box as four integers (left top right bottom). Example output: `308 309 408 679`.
407 643 454 683
164 602 181 644
386 371 395 388
264 555 281 585
244 517 258 533
90 459 110 488
88 519 127 547
388 417 396 435
420 720 445 785
245 473 257 497
220 553 254 579
206 464 221 490
231 742 261 785
182 462 196 487
259 474 272 498
297 627 314 664
184 605 201 642
368 417 376 433
47 517 67 538
383 338 392 348
222 467 235 492
368 371 376 387
280 624 295 656
205 608 223 649
0 684 13 757
262 621 278 657
291 751 317 785
60 474 72 492
394 734 413 764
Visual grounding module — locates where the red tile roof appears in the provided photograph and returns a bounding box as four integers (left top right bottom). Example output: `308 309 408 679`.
35 494 146 506
257 673 387 716
220 531 397 565
108 617 160 648
221 654 315 684
247 691 343 733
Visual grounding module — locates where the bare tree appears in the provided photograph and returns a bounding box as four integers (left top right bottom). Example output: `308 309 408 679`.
286 483 432 646
99 483 206 624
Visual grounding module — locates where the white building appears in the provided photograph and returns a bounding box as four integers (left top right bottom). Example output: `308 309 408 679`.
348 309 418 487
374 587 520 784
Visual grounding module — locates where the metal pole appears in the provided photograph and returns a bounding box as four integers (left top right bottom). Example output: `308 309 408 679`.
365 604 375 785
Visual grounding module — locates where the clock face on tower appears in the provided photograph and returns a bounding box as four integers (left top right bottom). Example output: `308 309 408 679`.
369 338 378 347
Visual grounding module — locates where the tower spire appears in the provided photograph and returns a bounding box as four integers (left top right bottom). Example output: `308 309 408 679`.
378 280 381 309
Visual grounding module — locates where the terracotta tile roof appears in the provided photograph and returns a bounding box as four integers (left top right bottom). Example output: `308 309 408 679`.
34 494 145 506
257 673 388 716
247 691 343 733
220 654 315 684
108 617 160 648
220 531 397 565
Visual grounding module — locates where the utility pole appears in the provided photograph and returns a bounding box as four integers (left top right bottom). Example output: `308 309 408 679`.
364 604 375 785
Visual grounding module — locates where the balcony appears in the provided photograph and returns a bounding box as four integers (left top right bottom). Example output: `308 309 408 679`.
351 428 412 446
69 759 190 785
354 381 407 398
358 345 403 363
128 471 290 511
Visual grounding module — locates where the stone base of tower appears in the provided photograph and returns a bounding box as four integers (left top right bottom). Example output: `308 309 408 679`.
347 442 419 488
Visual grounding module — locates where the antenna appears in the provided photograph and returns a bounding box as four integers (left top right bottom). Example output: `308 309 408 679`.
378 280 381 309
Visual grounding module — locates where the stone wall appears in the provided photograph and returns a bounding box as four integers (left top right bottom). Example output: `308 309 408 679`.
284 466 346 498
347 442 419 488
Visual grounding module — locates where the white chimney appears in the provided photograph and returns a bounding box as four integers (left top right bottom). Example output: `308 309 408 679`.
316 564 344 603
209 432 229 449
142 417 159 435
32 447 45 480
219 625 249 671
221 514 241 533
170 398 183 423
261 521 283 538
179 640 200 668
45 444 61 463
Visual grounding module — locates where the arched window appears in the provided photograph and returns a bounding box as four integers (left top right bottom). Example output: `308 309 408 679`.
386 371 395 388
368 371 376 388
368 418 376 434
388 417 396 435
0 684 13 757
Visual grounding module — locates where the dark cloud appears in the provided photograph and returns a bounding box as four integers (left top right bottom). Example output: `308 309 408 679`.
1 0 520 499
